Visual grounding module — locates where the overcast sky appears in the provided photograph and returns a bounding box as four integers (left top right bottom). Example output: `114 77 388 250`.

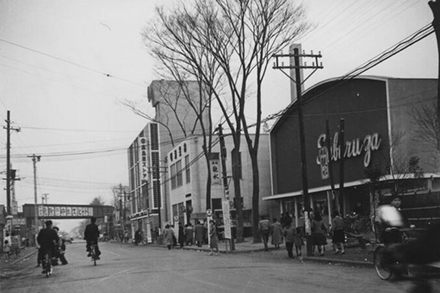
0 0 436 232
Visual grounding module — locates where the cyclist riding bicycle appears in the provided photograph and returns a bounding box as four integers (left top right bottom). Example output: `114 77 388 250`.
376 196 407 245
37 220 59 274
84 217 101 259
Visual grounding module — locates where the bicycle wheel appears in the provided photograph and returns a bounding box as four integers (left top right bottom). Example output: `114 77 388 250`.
45 254 51 278
374 246 393 280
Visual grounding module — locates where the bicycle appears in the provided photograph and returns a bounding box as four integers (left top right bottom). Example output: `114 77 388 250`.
42 250 53 278
373 227 415 280
89 242 99 266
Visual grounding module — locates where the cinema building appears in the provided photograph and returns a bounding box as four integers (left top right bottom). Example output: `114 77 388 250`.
264 76 440 226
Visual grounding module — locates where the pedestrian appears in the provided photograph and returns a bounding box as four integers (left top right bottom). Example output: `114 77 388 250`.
195 220 204 247
294 227 304 257
258 215 271 251
171 225 177 246
185 223 194 245
4 232 11 259
208 220 219 256
124 231 129 243
283 222 295 259
163 224 174 250
271 218 283 249
53 226 68 265
178 222 185 248
3 239 11 259
331 211 345 254
311 211 327 256
280 212 292 229
10 231 20 258
135 228 143 245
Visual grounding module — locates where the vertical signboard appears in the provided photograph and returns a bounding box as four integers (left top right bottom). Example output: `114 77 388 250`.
210 159 220 185
318 147 329 180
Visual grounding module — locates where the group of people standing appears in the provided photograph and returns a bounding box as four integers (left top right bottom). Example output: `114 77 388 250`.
162 220 219 256
258 215 304 258
258 210 346 259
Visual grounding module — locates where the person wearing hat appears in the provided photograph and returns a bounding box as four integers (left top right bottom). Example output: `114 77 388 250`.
37 220 59 274
52 226 68 265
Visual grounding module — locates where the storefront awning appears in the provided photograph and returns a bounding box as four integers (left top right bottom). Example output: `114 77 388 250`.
262 173 440 201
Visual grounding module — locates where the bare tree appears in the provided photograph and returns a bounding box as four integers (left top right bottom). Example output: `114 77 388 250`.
142 4 222 211
411 99 440 170
142 0 309 242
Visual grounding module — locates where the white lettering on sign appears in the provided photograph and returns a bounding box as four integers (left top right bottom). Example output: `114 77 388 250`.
318 147 329 180
316 132 381 168
139 136 148 180
38 206 94 217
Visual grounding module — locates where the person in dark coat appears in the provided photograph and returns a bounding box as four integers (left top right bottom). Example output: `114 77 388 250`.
84 217 101 259
185 223 194 245
178 222 185 248
195 220 204 247
37 220 59 273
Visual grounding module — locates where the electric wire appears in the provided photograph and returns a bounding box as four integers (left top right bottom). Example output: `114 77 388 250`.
0 38 145 88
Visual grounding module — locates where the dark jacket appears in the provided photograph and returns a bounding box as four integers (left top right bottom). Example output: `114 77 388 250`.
84 223 100 242
37 228 59 250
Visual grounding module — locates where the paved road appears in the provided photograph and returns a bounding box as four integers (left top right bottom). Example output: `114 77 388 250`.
1 241 437 293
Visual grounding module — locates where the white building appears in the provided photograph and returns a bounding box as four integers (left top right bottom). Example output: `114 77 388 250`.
166 134 276 236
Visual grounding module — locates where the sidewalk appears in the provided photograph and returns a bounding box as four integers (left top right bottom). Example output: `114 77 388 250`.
1 239 375 270
129 237 375 268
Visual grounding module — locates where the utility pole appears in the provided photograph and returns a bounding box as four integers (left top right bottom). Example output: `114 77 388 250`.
273 45 323 257
339 119 345 215
155 162 162 230
429 0 440 120
325 120 336 209
4 110 20 215
29 154 41 235
217 124 235 251
42 193 49 222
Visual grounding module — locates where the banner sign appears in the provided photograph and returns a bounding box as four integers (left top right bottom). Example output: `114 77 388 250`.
38 205 94 217
210 159 221 185
318 147 329 180
139 136 148 180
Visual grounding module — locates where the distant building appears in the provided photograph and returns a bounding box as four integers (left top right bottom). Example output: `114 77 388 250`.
166 134 276 236
128 80 210 238
264 76 440 227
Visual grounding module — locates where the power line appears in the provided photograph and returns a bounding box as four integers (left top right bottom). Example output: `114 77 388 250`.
0 38 145 87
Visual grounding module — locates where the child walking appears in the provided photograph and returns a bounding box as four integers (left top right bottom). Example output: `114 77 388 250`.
3 239 11 259
294 227 304 257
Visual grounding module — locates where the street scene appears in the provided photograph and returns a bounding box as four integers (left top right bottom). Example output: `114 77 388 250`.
1 0 440 292
2 240 437 293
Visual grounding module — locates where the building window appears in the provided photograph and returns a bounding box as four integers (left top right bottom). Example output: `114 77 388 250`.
185 155 190 184
176 160 183 187
170 164 177 190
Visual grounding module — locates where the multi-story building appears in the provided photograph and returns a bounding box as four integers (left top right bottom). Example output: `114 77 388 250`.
127 80 210 241
166 134 276 236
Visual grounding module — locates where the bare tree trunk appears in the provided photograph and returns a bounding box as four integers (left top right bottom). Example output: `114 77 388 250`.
250 149 261 243
232 146 244 243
